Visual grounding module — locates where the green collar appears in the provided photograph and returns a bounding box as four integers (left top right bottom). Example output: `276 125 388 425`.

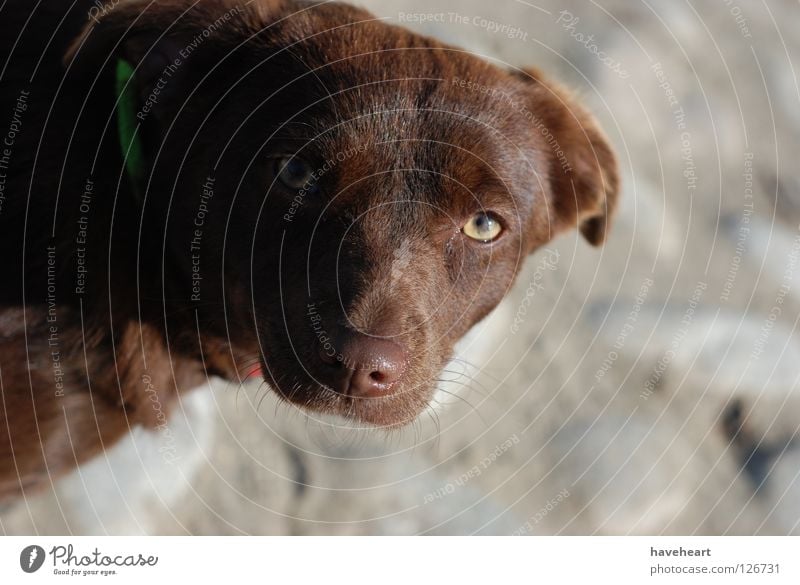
114 59 145 196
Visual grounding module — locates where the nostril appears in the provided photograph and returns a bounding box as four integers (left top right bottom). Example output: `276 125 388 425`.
350 343 407 397
317 346 340 367
316 330 408 398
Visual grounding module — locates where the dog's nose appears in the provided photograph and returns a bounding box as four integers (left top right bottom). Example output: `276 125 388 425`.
318 332 407 398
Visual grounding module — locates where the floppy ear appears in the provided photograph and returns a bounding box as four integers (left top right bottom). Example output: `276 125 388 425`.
515 67 619 246
63 1 244 192
63 1 214 123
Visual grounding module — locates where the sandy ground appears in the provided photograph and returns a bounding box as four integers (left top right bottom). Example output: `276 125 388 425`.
3 0 800 535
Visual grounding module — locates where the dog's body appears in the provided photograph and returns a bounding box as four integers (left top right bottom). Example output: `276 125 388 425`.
0 0 617 501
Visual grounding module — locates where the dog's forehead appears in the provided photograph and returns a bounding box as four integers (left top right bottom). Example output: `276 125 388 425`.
259 6 520 135
305 91 529 234
255 7 537 217
304 121 514 235
296 57 526 192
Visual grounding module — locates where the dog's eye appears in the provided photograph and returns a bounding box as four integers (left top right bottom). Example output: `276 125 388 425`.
462 212 503 242
276 157 316 191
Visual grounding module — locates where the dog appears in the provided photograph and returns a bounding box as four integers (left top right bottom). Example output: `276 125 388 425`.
0 0 618 500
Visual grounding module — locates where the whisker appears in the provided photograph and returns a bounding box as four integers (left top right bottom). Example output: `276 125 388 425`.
437 371 491 398
448 356 503 384
435 376 490 400
433 385 488 426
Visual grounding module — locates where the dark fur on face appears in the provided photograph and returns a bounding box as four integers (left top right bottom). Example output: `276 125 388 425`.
0 0 617 497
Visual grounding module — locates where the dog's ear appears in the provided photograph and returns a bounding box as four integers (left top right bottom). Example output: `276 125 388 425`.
63 1 246 188
515 67 619 246
63 1 220 121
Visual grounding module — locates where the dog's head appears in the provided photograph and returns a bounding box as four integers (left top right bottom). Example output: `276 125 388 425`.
67 0 618 426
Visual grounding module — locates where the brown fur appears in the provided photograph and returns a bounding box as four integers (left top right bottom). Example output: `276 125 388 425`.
0 0 618 500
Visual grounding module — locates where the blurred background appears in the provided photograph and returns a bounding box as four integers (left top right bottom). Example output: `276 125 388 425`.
3 0 800 535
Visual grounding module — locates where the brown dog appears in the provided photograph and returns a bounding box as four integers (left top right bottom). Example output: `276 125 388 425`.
0 0 618 499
